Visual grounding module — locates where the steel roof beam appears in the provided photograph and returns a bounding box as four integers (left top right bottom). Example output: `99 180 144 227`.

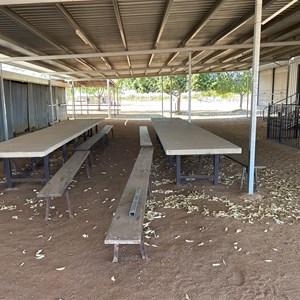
112 0 132 75
185 0 277 64
56 3 113 70
2 41 300 63
0 33 90 77
146 0 174 72
199 3 300 64
164 0 225 66
0 6 103 76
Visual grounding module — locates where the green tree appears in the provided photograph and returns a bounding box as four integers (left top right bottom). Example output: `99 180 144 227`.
159 75 188 112
192 73 215 92
213 71 251 109
119 75 189 112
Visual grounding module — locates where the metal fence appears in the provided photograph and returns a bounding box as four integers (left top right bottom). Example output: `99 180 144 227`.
267 104 300 148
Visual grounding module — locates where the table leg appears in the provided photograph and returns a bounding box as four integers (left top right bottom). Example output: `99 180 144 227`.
213 154 220 185
167 155 174 167
43 155 50 182
62 144 68 162
95 125 98 133
31 157 37 170
176 155 181 184
4 158 13 188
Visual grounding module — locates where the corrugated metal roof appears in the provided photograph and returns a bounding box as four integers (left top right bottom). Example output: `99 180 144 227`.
0 0 299 81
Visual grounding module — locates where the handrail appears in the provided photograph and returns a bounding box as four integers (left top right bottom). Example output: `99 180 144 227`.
262 93 298 120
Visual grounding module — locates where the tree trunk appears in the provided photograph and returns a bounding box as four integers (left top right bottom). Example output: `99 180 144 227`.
177 92 181 113
239 93 244 109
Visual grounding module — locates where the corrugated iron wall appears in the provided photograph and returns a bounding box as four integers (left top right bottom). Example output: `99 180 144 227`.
0 80 67 141
289 57 300 98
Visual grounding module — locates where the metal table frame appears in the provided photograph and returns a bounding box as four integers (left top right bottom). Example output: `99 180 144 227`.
152 117 242 185
0 119 100 188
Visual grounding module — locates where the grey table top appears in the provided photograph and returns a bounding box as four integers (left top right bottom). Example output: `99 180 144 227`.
151 117 242 155
0 119 101 158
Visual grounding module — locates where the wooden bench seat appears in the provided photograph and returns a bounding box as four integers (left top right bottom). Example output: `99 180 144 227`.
139 126 153 147
225 154 266 189
104 131 153 262
99 125 114 144
37 150 90 220
75 125 114 165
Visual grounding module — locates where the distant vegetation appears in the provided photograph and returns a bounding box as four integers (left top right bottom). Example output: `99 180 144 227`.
66 71 251 113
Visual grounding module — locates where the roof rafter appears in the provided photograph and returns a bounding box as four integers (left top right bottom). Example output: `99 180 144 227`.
2 41 300 64
164 0 226 66
0 32 83 75
199 2 300 64
0 6 102 76
146 0 174 74
112 0 132 76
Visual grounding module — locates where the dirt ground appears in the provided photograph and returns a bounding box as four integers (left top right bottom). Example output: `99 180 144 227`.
0 117 299 300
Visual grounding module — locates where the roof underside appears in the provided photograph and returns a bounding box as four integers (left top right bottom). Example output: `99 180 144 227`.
0 0 299 82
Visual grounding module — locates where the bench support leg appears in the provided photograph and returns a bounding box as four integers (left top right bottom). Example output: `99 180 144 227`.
85 158 91 178
147 179 152 197
140 238 148 260
65 190 73 219
4 158 13 188
240 167 247 189
45 197 51 221
112 244 119 263
213 155 220 185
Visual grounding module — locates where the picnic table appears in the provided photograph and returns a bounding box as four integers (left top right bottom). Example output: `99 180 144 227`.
0 119 101 188
151 117 242 184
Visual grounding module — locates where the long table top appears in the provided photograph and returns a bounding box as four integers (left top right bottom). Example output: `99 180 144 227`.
152 117 242 155
0 119 101 158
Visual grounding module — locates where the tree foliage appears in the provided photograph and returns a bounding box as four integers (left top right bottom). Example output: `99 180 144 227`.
117 70 251 111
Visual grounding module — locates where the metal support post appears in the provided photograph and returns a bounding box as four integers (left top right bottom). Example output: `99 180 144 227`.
0 63 9 140
72 82 76 119
170 69 173 118
161 76 164 116
49 77 55 125
248 0 262 194
107 79 112 118
246 70 250 118
188 52 192 123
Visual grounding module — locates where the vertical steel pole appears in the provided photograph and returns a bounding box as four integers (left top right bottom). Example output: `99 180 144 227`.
248 0 262 194
0 63 9 140
246 70 250 118
286 64 290 104
188 52 192 123
107 79 112 118
80 86 83 115
161 76 164 116
49 77 55 125
170 69 173 118
72 82 76 119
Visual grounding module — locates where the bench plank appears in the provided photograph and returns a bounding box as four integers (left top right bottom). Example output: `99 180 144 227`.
75 132 105 151
225 154 266 169
105 147 153 245
99 125 114 137
139 126 153 147
38 150 90 198
225 154 266 189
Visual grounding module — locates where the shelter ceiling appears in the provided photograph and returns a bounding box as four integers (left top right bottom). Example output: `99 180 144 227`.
0 0 299 82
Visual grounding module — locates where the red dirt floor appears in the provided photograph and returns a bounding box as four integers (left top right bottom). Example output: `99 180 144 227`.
0 117 299 300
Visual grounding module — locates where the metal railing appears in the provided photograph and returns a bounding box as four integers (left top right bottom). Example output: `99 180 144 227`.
262 93 299 120
267 103 300 149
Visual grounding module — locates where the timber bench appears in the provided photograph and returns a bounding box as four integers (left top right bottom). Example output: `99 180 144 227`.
104 126 153 262
37 150 90 220
75 125 114 164
225 154 266 189
139 126 153 147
